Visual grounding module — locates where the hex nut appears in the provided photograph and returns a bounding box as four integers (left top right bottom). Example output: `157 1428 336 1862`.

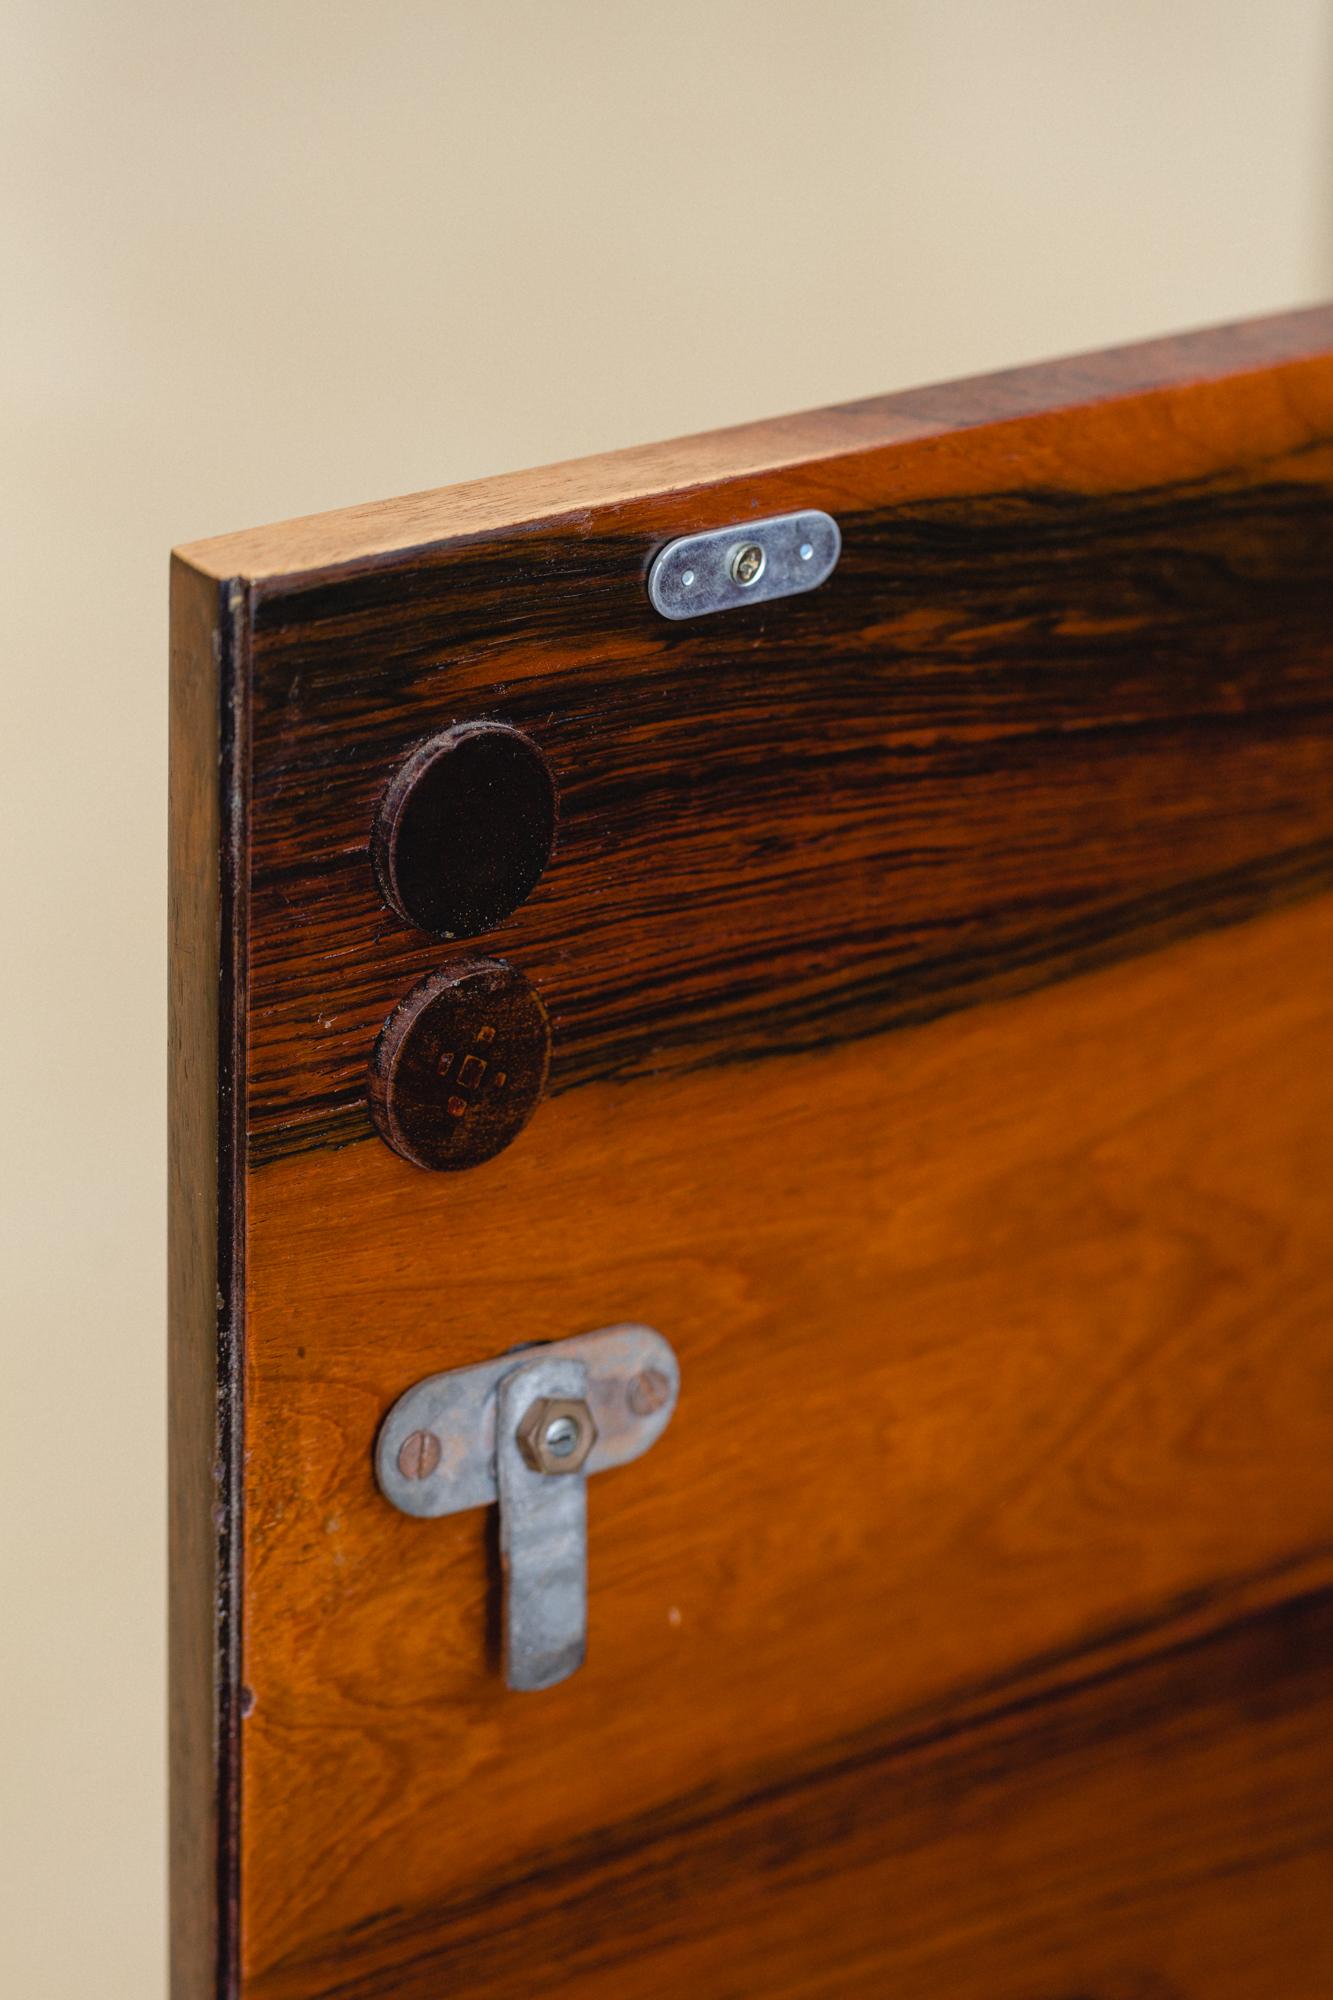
515 1396 598 1476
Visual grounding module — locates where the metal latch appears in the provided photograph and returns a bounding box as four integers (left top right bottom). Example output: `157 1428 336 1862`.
375 1325 680 1691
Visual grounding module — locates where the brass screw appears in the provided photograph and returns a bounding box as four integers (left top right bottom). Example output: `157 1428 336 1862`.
730 542 766 587
516 1396 597 1476
397 1429 442 1480
627 1368 671 1416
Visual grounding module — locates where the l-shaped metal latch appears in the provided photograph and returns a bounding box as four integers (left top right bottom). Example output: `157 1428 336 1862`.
374 1325 680 1691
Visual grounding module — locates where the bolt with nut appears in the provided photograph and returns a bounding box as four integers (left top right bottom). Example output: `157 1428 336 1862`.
516 1395 598 1476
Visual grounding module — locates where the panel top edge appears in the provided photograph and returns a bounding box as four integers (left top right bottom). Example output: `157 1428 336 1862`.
173 303 1333 592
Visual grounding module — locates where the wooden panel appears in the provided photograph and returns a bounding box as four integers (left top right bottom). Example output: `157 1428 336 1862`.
170 308 1333 1999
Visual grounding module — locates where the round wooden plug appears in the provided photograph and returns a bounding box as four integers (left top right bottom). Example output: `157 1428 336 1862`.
371 722 556 939
368 958 551 1171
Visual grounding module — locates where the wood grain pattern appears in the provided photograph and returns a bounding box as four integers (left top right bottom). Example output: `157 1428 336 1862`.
170 309 1333 1999
235 892 1333 1997
249 1569 1333 2000
230 335 1333 1165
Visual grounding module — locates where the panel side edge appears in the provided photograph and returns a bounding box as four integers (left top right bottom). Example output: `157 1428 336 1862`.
169 555 248 1999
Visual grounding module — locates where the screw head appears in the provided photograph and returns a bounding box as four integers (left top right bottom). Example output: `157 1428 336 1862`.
730 541 766 587
516 1395 597 1476
627 1367 671 1416
397 1429 442 1481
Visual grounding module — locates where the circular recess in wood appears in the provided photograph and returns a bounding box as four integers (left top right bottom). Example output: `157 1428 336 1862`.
372 723 556 939
368 958 551 1171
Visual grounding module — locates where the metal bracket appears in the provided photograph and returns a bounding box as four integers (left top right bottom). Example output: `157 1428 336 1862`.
646 508 841 619
375 1324 680 1690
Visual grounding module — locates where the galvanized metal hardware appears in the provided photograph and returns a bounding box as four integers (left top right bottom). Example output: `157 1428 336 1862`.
516 1395 597 1474
647 509 840 619
375 1324 680 1691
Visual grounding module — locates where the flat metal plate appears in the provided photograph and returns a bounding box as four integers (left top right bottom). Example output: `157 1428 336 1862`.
496 1355 589 1690
374 1323 679 1518
646 509 841 619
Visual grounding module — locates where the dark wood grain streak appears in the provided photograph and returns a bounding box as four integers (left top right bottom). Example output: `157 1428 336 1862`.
248 1565 1333 2000
243 469 1333 1163
168 558 248 2000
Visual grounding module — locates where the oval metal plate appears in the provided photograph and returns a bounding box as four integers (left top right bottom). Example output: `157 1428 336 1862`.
375 1323 680 1519
647 509 841 620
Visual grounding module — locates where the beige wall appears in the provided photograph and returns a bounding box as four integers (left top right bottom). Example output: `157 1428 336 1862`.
2 4 1330 1993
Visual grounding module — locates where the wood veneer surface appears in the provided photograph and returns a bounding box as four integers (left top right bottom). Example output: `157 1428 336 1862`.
170 308 1333 1998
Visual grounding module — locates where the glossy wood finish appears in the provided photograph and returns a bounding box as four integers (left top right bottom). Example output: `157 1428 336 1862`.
224 343 1333 1167
170 307 1333 1999
252 1566 1333 1999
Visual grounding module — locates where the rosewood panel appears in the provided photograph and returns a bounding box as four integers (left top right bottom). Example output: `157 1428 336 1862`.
170 306 1333 1999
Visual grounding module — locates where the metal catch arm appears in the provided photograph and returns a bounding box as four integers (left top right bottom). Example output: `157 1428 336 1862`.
375 1324 680 1690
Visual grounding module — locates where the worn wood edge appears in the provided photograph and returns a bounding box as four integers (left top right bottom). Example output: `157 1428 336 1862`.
174 303 1333 590
247 1543 1333 1998
169 556 249 1999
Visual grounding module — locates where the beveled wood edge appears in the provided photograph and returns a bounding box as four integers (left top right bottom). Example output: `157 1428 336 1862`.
174 304 1333 591
169 557 249 2000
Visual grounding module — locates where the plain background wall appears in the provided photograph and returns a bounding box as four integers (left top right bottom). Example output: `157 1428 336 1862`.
3 3 1331 1993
